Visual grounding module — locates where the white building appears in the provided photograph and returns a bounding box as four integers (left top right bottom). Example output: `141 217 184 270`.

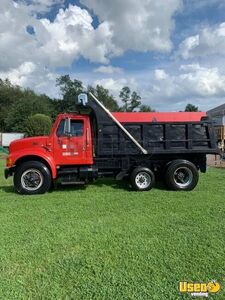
0 133 24 147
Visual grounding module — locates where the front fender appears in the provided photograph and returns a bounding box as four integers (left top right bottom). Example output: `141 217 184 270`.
8 148 57 179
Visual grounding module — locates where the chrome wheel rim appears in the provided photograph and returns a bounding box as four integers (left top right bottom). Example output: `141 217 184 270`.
21 169 43 191
135 172 151 189
173 167 193 188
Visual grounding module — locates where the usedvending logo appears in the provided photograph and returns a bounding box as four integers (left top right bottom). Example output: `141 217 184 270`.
179 280 221 297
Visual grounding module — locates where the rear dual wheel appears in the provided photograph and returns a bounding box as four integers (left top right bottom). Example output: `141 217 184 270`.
165 160 199 191
130 161 199 192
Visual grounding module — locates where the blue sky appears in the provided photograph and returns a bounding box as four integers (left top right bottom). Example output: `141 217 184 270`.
1 0 225 111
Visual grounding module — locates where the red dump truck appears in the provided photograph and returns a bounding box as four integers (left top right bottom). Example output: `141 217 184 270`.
5 93 219 194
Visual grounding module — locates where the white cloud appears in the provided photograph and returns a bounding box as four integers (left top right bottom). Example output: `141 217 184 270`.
81 0 182 53
182 0 225 13
94 77 138 99
154 69 168 80
94 65 123 74
17 0 64 13
0 1 119 91
143 64 225 111
1 0 181 74
39 5 118 66
0 1 118 69
0 62 58 98
178 64 225 97
0 0 38 70
0 62 36 86
0 0 182 97
178 23 225 59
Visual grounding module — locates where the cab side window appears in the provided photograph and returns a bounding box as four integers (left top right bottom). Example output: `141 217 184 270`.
71 120 83 136
56 119 84 137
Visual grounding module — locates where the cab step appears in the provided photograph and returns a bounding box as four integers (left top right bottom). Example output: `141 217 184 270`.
61 181 85 185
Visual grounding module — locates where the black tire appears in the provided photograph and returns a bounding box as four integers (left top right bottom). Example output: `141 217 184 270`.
130 167 155 191
165 160 199 191
14 161 52 195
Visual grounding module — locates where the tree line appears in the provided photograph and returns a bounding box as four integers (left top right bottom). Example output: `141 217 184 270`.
0 76 198 136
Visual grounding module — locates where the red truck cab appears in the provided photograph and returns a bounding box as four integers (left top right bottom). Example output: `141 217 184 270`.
52 114 93 166
5 113 94 194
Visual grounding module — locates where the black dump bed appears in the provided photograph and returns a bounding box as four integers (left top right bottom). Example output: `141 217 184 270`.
86 97 219 157
97 121 218 156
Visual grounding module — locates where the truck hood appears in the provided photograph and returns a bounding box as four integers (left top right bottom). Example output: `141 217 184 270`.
9 136 49 153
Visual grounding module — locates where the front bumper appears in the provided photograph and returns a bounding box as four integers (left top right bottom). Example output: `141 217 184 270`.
4 168 9 179
4 168 13 179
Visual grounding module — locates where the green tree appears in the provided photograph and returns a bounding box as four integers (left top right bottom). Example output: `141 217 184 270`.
88 85 120 111
119 87 141 112
0 79 25 131
130 91 141 111
56 75 83 112
119 86 130 111
24 114 52 136
0 78 56 132
185 103 199 112
5 91 55 132
139 104 155 112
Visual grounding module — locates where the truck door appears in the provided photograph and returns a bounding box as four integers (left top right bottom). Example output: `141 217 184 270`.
54 116 93 165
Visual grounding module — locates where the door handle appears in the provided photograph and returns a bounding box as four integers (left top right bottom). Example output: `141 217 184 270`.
57 138 62 145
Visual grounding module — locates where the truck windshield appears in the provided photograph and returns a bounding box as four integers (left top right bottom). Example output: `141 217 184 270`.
57 119 84 137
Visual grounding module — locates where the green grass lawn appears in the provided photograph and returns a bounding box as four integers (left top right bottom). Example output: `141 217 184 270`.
0 158 225 299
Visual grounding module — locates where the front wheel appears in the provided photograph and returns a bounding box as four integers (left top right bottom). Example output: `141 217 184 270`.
165 160 199 191
14 161 52 195
130 167 155 191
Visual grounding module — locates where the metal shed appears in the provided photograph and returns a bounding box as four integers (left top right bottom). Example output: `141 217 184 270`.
207 103 225 153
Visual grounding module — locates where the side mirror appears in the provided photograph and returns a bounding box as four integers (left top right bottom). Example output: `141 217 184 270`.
78 93 88 106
